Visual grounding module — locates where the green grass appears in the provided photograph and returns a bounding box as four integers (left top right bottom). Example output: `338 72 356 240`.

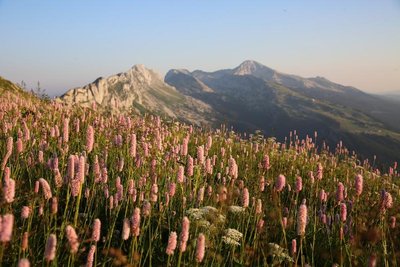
0 90 399 267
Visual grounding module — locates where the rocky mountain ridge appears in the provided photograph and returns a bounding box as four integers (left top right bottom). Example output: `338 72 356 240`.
59 65 215 126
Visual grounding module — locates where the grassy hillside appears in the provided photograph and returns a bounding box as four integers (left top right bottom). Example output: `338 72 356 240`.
0 76 22 94
0 83 399 266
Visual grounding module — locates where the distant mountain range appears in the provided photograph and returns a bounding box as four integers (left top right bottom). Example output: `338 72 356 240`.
55 60 400 164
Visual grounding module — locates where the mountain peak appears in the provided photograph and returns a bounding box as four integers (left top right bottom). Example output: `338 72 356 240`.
126 64 163 84
233 60 275 77
240 59 263 67
235 60 264 73
131 64 147 72
130 64 153 76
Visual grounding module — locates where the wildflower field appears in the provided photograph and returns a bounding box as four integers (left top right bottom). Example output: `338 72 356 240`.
0 92 399 267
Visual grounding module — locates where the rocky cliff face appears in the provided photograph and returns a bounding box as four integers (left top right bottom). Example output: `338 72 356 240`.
59 65 215 126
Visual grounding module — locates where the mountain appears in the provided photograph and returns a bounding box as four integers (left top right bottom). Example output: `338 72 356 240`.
165 60 400 164
59 65 215 126
57 61 400 164
240 61 400 132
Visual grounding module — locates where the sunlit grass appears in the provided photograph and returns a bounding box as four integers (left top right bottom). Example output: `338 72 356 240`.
0 91 398 266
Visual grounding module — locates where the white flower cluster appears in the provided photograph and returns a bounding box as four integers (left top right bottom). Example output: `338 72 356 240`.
222 228 243 246
185 208 203 220
186 206 221 220
197 220 211 228
185 206 227 231
201 206 218 214
216 214 226 224
228 205 246 214
267 243 293 263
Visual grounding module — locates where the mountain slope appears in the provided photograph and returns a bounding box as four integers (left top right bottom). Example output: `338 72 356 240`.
233 60 400 132
0 76 44 108
0 76 32 98
165 61 400 164
59 65 216 126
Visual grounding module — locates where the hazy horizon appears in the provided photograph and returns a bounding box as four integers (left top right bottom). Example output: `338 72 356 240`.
0 1 399 96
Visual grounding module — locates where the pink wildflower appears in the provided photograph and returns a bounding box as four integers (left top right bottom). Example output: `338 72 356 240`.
122 218 130 240
186 156 194 177
308 171 315 184
166 231 177 255
282 217 288 229
16 138 23 154
150 184 158 203
92 219 101 242
51 197 58 214
390 216 396 228
63 117 69 143
86 245 96 267
197 186 205 204
131 208 141 237
130 134 137 158
1 137 13 170
3 178 15 203
86 125 94 153
179 216 190 252
275 174 286 192
382 192 393 210
168 182 176 197
262 154 270 170
21 232 29 251
39 178 52 200
256 199 262 214
197 146 204 165
21 206 31 219
354 174 363 196
291 239 297 256
38 150 44 164
67 155 75 181
316 163 323 180
78 155 85 183
44 234 57 262
195 233 206 263
18 258 30 267
368 254 377 267
340 203 347 222
297 200 307 236
336 182 344 202
242 188 249 208
0 214 14 242
259 176 265 192
142 200 151 217
257 219 265 233
53 168 63 188
296 176 303 192
65 225 79 253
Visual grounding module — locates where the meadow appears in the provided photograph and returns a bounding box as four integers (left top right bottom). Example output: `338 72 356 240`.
0 91 398 267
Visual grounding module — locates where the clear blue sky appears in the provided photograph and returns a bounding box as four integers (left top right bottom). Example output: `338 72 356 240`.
0 0 399 96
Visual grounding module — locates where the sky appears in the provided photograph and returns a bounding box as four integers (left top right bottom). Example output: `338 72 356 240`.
0 1 399 96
